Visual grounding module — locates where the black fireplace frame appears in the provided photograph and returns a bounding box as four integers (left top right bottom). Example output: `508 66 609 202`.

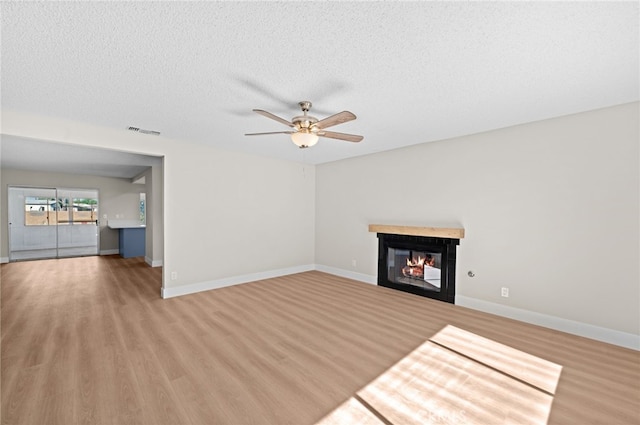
376 233 459 304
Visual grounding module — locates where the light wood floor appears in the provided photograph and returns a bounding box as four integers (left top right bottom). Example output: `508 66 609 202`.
1 256 638 424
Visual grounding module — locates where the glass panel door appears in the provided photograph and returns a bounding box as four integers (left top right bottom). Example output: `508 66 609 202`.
8 186 99 261
56 189 99 258
9 187 58 260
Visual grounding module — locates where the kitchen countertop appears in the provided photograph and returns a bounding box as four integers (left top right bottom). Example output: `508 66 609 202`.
108 219 146 229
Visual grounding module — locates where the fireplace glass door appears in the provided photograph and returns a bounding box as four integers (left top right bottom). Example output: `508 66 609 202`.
376 233 458 303
387 248 442 292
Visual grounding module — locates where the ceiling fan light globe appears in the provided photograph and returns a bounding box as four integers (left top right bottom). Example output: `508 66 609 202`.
291 131 319 148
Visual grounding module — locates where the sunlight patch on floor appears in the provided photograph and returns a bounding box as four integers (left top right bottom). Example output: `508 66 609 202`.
316 396 386 425
316 325 563 425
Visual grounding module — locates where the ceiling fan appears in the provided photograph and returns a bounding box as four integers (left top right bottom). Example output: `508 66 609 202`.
245 101 363 148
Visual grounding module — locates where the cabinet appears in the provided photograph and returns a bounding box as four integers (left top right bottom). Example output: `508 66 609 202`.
108 220 145 258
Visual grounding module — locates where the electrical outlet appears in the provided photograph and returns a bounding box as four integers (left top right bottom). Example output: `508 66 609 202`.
352 259 357 267
501 287 509 297
171 271 178 280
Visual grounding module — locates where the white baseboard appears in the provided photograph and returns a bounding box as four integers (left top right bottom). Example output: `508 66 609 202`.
145 257 162 267
314 264 377 285
161 264 315 298
456 295 639 351
100 249 119 256
159 262 638 350
0 257 8 264
312 265 638 350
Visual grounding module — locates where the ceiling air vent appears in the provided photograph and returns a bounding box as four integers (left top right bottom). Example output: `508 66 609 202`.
128 126 160 136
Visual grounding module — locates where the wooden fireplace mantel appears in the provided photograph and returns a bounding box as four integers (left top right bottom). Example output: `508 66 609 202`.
368 224 465 239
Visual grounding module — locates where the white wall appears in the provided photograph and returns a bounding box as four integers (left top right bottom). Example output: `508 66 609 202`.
162 141 315 292
1 109 316 294
316 103 639 342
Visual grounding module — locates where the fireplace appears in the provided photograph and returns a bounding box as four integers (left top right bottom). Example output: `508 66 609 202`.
370 225 463 304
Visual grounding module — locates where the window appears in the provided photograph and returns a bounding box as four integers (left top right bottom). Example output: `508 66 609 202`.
24 195 98 226
139 193 146 225
24 196 54 226
72 197 98 224
55 197 70 225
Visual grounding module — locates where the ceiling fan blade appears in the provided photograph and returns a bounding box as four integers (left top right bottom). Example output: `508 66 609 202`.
318 130 363 143
245 131 294 136
314 111 356 129
253 109 295 128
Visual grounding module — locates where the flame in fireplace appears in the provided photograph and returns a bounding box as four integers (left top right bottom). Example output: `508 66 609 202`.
406 256 425 267
403 256 426 278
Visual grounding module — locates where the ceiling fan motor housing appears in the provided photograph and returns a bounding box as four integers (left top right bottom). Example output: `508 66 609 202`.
293 101 318 130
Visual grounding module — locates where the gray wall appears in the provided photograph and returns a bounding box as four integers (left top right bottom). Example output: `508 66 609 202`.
315 103 639 337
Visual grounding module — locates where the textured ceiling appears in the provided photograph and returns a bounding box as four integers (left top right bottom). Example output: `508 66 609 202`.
1 1 638 170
